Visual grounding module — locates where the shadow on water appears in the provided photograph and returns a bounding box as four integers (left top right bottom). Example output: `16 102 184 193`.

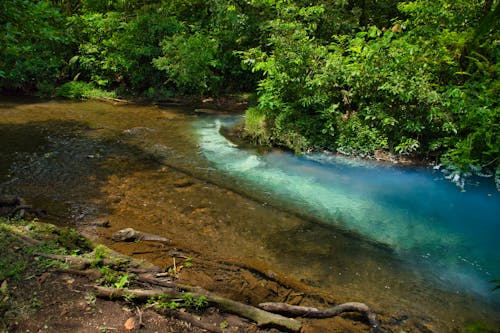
0 123 50 183
0 119 162 223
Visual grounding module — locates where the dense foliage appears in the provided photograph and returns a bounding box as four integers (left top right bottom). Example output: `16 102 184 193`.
0 0 498 177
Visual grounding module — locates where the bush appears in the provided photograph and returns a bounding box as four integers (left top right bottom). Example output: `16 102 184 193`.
55 81 115 99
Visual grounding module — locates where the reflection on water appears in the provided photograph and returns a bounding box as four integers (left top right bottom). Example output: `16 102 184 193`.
1 98 499 331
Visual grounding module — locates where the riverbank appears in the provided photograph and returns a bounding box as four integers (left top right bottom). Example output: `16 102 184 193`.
0 216 271 332
0 212 387 333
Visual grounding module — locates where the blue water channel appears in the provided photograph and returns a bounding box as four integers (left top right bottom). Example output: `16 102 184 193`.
194 116 500 301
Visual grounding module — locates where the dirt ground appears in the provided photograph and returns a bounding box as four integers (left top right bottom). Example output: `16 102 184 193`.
1 215 404 333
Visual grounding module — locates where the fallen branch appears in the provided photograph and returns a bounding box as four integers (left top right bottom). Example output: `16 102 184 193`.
94 286 302 332
259 302 386 333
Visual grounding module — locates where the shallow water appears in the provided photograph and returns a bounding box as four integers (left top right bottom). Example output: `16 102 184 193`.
1 98 499 331
195 116 500 299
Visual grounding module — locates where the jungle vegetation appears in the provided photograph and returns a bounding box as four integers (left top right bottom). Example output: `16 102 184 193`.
0 0 498 177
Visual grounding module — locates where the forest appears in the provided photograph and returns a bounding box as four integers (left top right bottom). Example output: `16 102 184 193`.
1 0 498 178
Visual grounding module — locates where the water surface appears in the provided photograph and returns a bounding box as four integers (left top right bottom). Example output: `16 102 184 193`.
195 116 500 298
1 99 499 331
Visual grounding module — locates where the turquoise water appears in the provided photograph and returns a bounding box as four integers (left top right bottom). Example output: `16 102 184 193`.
195 116 500 300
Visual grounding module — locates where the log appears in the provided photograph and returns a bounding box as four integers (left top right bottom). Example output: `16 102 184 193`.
94 286 302 332
258 302 386 333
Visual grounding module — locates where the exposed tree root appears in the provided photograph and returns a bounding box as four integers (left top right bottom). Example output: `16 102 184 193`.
38 233 387 333
34 252 129 270
173 311 225 333
94 286 302 332
34 251 159 272
259 302 386 333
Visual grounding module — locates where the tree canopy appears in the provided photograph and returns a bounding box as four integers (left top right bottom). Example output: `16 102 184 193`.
0 0 498 178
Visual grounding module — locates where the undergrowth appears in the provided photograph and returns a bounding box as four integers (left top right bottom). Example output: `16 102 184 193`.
0 217 92 329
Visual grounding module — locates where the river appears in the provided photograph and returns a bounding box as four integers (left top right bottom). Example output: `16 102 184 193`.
1 98 499 332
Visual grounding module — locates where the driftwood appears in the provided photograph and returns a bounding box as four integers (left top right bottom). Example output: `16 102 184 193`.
94 286 302 332
259 302 386 333
112 228 171 244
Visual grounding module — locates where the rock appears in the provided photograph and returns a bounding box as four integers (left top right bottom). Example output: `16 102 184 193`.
112 228 142 242
124 317 137 331
112 228 171 243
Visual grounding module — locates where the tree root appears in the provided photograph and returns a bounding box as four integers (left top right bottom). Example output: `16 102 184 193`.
34 252 129 270
173 311 225 333
94 285 302 332
39 232 385 333
259 302 386 333
34 249 160 272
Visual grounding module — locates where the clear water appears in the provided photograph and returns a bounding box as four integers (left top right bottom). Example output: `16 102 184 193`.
195 116 500 300
2 98 498 329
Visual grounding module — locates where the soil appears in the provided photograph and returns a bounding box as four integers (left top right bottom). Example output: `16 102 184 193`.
7 270 204 333
0 214 400 333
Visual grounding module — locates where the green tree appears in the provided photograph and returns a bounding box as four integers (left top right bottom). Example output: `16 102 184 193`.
0 0 73 94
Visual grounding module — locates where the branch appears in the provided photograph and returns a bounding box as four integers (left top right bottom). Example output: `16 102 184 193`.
94 286 302 332
34 250 160 272
34 253 128 270
259 302 386 333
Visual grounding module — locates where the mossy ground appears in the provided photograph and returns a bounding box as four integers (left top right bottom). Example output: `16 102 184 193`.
0 217 204 332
